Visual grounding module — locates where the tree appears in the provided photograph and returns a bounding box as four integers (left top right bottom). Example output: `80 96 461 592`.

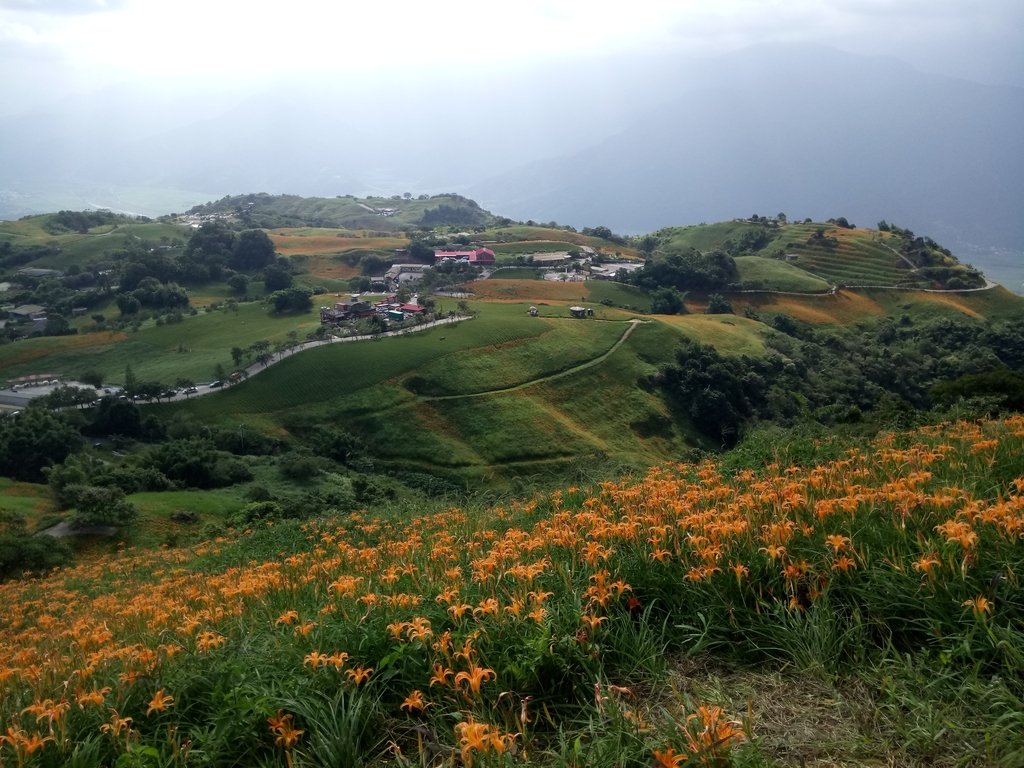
44 312 73 336
123 364 139 400
407 241 435 263
250 340 272 367
79 369 104 388
269 288 312 314
705 294 734 314
650 287 685 315
116 293 141 316
349 276 371 292
0 409 82 482
185 221 235 261
231 346 246 368
65 484 138 529
231 229 276 271
263 263 293 291
227 274 249 294
88 396 142 438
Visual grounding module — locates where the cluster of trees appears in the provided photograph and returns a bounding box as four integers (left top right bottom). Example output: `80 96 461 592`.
43 210 129 235
629 247 739 293
653 313 1024 446
111 224 277 293
116 277 189 315
420 202 490 228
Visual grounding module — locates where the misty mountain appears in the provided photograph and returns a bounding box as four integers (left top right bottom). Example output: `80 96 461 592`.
470 45 1024 258
1 44 1020 291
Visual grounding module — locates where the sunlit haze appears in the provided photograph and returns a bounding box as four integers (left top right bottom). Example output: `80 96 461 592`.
2 0 1022 111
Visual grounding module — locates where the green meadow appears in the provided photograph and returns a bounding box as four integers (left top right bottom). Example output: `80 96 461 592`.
733 255 831 292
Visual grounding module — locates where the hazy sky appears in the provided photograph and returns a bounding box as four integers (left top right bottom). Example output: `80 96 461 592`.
1 0 1022 115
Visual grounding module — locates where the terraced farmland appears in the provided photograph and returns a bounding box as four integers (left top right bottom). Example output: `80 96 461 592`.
779 225 926 287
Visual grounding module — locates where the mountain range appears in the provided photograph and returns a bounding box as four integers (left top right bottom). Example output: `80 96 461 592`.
2 44 1021 290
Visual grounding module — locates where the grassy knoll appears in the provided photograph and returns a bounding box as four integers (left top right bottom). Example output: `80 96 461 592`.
2 416 1022 766
660 220 768 253
733 255 831 292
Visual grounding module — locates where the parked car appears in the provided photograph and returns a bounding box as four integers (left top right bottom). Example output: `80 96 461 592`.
208 381 223 389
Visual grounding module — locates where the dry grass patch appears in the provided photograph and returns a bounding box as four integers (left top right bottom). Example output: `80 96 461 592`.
471 280 592 302
269 230 405 256
0 330 128 369
898 291 985 320
731 290 886 324
665 659 907 768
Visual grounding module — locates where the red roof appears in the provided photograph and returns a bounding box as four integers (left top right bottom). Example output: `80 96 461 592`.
400 304 427 312
434 247 496 262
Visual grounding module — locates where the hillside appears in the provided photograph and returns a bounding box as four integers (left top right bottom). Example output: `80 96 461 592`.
1 416 1022 766
185 193 497 232
647 218 986 291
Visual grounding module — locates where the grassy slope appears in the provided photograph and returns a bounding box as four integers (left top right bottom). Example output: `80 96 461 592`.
156 303 693 480
0 216 191 270
1 416 1021 767
733 255 831 292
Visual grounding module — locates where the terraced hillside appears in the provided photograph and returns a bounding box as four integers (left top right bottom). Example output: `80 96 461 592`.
778 224 925 287
651 219 983 290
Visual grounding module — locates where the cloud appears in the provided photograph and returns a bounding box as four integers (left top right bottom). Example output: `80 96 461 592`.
0 0 125 13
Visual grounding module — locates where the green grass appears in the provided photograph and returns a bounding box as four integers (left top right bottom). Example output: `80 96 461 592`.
0 216 192 270
125 489 245 547
0 478 54 521
586 281 654 311
0 302 321 386
660 220 769 253
654 315 768 356
154 305 690 483
733 256 831 292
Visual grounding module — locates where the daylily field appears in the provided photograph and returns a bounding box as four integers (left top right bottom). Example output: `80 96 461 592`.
2 416 1024 766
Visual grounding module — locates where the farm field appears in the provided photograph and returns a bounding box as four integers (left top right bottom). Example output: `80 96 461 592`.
1 415 1021 766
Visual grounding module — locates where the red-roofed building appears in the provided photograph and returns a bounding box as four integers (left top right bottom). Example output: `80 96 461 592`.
400 303 428 314
434 247 496 266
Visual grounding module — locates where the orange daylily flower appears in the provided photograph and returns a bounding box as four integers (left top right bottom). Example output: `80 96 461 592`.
146 689 174 716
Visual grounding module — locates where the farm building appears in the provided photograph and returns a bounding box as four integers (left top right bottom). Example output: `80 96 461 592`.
319 299 375 324
433 247 496 266
569 306 593 318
